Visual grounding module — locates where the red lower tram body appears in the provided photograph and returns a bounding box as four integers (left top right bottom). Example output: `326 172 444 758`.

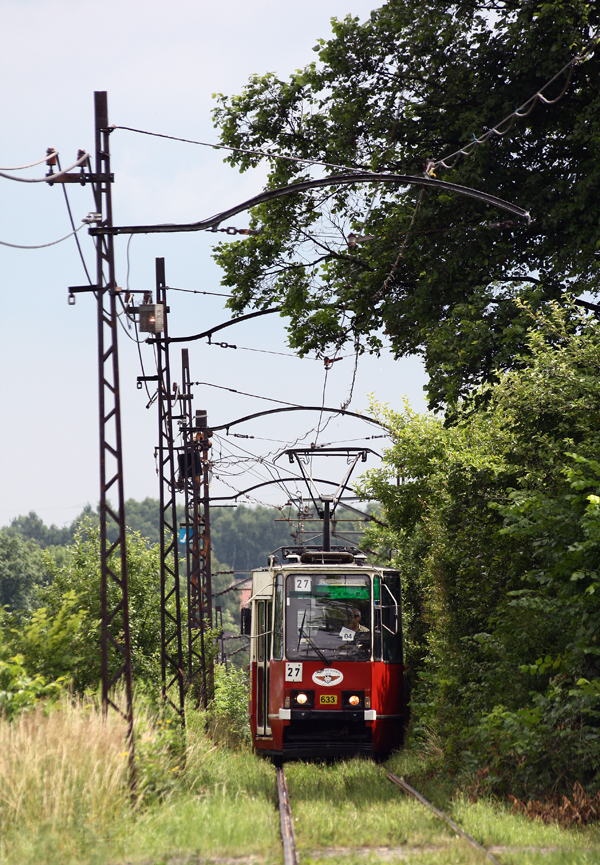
245 552 404 762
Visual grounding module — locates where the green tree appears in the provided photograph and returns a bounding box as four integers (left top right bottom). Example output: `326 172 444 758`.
211 505 292 572
359 303 600 793
7 512 74 548
0 529 50 610
4 522 165 693
212 0 600 409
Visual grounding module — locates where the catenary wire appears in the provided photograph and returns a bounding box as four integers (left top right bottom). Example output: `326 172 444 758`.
207 342 325 360
191 380 304 407
166 285 233 298
0 150 57 170
431 35 599 172
0 151 89 183
112 38 598 203
212 434 311 503
113 125 367 174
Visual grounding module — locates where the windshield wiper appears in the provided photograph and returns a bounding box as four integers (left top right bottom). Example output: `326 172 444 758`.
300 627 330 666
297 610 330 664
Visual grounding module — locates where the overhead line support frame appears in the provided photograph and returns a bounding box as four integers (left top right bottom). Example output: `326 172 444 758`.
180 352 213 706
155 258 186 721
93 90 136 789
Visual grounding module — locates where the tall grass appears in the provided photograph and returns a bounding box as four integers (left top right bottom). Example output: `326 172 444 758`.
0 694 278 865
0 697 130 832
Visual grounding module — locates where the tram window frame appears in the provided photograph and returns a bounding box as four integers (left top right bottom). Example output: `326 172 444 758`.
373 577 382 661
257 601 266 663
272 573 283 660
285 573 372 663
374 571 403 664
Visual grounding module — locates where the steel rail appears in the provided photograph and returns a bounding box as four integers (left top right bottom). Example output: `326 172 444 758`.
386 773 501 865
89 172 531 236
277 767 299 865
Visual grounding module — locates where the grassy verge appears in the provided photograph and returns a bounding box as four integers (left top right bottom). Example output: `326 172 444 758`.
0 696 279 865
1 697 600 865
383 746 600 865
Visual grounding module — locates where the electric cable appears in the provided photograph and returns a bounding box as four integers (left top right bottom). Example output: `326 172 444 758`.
113 125 366 174
0 151 89 183
56 155 93 285
314 366 330 448
166 286 233 298
0 151 57 170
212 434 307 503
379 188 425 297
0 223 86 249
192 380 304 408
431 35 599 172
208 343 324 360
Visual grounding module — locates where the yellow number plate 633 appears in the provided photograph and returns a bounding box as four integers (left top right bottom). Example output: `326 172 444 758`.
319 694 338 705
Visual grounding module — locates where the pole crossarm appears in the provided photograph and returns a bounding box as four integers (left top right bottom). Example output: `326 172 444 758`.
89 172 531 236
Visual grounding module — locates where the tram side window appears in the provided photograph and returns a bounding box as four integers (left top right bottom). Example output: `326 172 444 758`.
257 602 266 663
272 574 283 660
380 572 403 663
373 577 382 661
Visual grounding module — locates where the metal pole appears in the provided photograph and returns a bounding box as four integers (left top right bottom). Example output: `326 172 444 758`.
93 90 135 787
156 258 185 720
181 352 209 706
322 498 331 552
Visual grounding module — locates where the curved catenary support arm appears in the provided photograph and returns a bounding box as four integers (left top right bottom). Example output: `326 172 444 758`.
164 306 281 344
90 172 531 236
210 475 343 501
211 405 389 433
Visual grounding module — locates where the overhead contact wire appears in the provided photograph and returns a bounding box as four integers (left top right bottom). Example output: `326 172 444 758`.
113 125 366 174
432 35 599 172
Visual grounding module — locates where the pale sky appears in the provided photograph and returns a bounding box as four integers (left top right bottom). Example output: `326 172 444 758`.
0 0 428 527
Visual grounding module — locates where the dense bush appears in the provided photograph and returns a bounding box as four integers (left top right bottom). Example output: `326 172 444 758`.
1 521 165 695
360 303 600 796
208 664 250 747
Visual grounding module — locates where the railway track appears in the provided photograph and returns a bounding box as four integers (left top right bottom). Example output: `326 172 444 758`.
276 765 502 865
276 767 299 865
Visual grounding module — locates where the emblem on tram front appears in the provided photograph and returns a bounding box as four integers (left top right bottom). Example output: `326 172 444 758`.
312 668 344 687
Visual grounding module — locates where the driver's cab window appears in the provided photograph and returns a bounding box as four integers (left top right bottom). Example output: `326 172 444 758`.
285 574 372 662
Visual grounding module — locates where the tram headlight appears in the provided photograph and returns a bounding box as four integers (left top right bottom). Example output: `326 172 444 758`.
342 690 364 709
292 689 314 708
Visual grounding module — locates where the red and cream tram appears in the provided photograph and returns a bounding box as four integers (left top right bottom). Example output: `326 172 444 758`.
242 547 404 762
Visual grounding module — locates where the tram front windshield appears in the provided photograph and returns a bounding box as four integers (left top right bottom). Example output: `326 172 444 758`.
285 574 371 662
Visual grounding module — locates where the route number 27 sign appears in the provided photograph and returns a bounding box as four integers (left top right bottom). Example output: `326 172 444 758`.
285 662 303 682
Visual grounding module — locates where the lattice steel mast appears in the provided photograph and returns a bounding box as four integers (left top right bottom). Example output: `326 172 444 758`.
180 351 213 706
93 91 135 781
154 258 185 718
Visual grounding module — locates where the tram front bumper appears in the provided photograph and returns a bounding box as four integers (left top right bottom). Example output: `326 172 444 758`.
278 708 376 721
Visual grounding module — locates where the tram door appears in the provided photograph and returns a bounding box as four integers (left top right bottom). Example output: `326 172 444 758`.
256 599 273 736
